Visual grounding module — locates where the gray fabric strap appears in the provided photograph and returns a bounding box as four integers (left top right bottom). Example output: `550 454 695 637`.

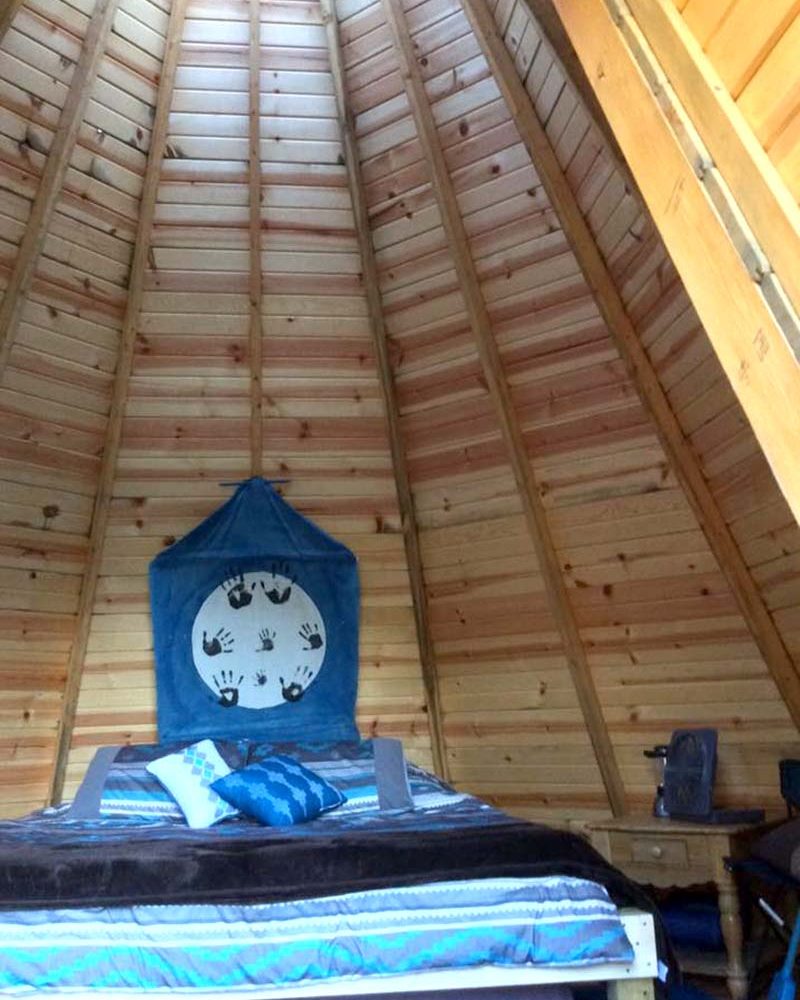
65 744 120 817
373 737 413 811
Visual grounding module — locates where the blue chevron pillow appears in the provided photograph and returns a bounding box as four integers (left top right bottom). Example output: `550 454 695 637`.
211 754 345 826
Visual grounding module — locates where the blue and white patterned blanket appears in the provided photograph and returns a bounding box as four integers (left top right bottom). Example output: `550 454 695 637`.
0 876 633 994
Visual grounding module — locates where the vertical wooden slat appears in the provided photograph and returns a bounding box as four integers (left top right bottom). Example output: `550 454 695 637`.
0 0 120 381
504 0 800 730
248 0 264 477
320 0 448 779
382 0 626 815
49 0 190 805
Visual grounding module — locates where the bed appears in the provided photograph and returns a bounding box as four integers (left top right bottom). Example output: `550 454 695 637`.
0 739 660 999
0 482 661 998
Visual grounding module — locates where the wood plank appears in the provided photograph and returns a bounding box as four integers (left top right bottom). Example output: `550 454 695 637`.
0 0 27 45
382 0 626 815
0 0 121 382
736 13 800 146
625 0 800 327
466 0 800 734
48 0 190 806
248 0 263 476
705 0 800 98
321 0 447 780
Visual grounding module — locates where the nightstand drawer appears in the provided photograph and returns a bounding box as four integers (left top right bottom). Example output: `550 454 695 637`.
630 834 689 866
603 829 710 875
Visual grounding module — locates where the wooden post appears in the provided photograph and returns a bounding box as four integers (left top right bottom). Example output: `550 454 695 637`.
48 0 190 805
248 0 264 477
496 0 800 728
321 0 448 779
382 0 626 815
0 0 120 381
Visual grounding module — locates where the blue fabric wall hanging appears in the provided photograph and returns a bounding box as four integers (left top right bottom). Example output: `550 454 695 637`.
149 479 359 744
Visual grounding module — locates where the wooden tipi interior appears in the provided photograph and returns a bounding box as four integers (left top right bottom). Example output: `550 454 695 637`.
1 0 799 824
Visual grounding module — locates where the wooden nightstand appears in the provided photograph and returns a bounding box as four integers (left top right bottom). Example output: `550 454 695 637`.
588 816 765 1000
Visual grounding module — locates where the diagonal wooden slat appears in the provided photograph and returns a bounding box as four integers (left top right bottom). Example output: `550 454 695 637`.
461 0 800 734
382 0 626 814
0 0 25 46
518 0 637 193
49 0 190 805
321 0 448 779
248 0 264 477
0 0 120 382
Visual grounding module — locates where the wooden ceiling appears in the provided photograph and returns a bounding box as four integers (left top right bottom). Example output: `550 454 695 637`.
0 0 798 821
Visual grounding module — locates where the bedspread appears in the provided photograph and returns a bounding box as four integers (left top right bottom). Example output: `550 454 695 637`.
0 803 652 916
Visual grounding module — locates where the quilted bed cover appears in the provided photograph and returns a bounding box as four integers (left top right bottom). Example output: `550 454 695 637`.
0 744 650 995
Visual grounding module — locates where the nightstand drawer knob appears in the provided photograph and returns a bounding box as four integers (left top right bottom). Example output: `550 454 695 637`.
650 845 664 859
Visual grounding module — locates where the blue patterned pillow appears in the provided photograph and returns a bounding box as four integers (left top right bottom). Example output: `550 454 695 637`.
212 755 345 826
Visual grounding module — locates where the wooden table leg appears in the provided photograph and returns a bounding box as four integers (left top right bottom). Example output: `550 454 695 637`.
610 978 655 1000
718 869 748 1000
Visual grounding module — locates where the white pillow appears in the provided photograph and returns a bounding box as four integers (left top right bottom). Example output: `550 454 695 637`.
146 739 239 828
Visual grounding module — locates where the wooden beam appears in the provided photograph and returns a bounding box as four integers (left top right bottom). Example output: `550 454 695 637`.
0 0 120 382
382 0 626 816
625 0 800 323
0 0 25 45
248 0 263 477
553 0 800 527
49 0 189 805
461 0 800 732
320 0 448 780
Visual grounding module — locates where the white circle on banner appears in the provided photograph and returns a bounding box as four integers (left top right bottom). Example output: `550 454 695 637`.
190 568 326 710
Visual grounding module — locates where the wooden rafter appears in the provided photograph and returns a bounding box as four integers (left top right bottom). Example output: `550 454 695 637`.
625 0 800 322
555 0 800 529
248 0 264 477
462 0 800 732
0 0 25 45
382 0 626 815
320 0 448 780
0 0 119 382
49 0 190 805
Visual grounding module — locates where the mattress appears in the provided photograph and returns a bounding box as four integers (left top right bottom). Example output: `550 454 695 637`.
0 876 633 994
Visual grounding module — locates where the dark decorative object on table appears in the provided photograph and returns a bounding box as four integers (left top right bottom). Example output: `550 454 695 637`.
646 729 764 825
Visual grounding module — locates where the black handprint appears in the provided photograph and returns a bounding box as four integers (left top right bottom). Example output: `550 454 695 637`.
256 627 276 652
254 669 269 687
279 665 314 703
223 573 255 610
203 628 233 656
261 562 295 605
298 622 323 651
213 670 243 707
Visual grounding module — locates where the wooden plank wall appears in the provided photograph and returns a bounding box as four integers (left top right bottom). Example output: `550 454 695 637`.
668 0 800 204
337 0 800 818
2 0 799 818
0 0 169 817
339 0 609 820
490 0 800 810
63 0 432 797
